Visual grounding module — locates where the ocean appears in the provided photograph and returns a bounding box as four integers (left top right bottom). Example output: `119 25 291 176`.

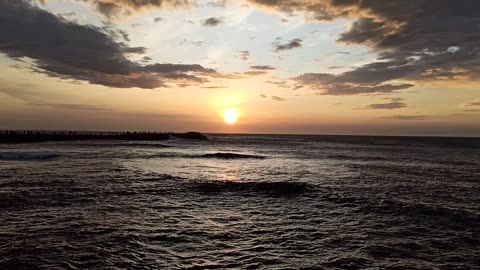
1 134 479 269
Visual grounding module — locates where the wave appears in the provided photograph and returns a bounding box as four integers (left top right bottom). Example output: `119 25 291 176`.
191 180 309 196
200 153 266 159
0 152 60 161
327 154 387 161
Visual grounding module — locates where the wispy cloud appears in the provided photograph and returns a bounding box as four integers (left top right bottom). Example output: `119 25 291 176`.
200 86 229 89
179 39 203 46
236 51 250 61
265 81 290 88
251 65 276 70
460 98 480 108
357 98 408 110
243 71 267 76
28 103 109 111
377 115 428 121
271 96 286 101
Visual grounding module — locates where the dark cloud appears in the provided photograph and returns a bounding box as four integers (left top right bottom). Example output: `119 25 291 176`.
123 46 148 54
260 94 267 98
0 0 216 89
250 0 480 94
73 0 194 18
154 17 163 22
280 18 289 23
328 66 344 69
274 38 303 52
28 102 109 111
271 96 286 101
359 98 408 110
95 1 122 18
237 51 250 61
377 115 428 121
251 65 276 70
141 56 152 62
202 17 223 27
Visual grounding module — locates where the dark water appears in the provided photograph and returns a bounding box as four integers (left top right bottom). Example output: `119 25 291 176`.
1 134 479 269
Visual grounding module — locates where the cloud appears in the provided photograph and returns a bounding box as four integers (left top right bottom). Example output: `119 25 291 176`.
251 65 276 70
260 94 267 98
250 0 480 94
294 73 414 95
274 38 303 52
291 85 304 90
154 17 163 22
0 87 42 102
461 98 480 108
358 98 408 110
70 0 194 18
236 51 250 61
271 96 286 101
179 39 203 46
200 86 229 89
28 102 109 111
243 71 267 76
202 17 223 27
265 81 290 88
204 1 226 8
377 115 428 121
0 0 216 89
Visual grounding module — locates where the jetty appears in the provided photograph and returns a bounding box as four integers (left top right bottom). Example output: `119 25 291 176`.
0 130 208 143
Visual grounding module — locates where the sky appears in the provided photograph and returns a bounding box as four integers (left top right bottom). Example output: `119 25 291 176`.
0 0 479 136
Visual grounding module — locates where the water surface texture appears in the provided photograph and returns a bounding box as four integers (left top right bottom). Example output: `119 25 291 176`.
1 135 480 269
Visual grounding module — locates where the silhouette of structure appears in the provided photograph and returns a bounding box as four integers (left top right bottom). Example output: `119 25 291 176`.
0 130 208 143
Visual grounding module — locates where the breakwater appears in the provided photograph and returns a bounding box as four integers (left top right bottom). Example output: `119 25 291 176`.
0 130 208 143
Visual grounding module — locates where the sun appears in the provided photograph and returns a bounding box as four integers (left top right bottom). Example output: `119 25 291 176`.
223 109 238 125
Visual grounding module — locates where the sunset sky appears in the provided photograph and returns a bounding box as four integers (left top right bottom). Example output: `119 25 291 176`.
1 0 479 136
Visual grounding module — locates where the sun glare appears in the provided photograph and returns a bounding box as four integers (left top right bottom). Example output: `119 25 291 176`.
223 109 238 125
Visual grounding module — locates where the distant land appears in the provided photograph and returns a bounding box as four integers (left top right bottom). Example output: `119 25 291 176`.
0 130 209 143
